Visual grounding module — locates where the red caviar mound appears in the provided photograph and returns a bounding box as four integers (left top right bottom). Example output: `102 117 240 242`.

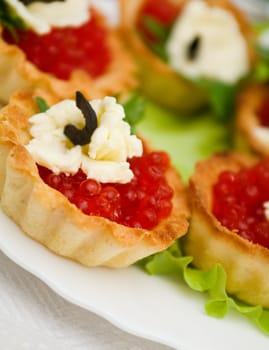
38 151 173 230
3 9 111 80
213 158 269 247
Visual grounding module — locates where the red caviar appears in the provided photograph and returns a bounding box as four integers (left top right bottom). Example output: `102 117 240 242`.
137 0 181 43
3 9 111 80
257 96 269 127
38 151 173 230
212 158 269 248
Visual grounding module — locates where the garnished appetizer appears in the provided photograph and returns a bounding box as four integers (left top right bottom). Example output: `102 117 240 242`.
0 0 136 103
183 152 269 307
0 90 189 267
236 84 269 156
120 0 255 114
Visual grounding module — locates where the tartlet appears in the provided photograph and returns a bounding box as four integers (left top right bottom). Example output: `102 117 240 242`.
0 3 136 104
236 84 269 156
120 0 255 113
0 90 189 268
183 152 269 307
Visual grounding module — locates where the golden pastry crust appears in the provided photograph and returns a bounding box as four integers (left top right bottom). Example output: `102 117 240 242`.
0 8 137 104
120 0 255 113
236 84 269 156
182 152 269 307
0 91 189 268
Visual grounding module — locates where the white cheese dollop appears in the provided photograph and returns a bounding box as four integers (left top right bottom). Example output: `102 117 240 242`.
26 96 143 184
252 126 269 153
264 201 269 221
166 0 250 84
6 0 90 35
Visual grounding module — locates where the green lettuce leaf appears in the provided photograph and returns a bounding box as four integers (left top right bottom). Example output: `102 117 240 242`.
35 96 50 113
123 93 147 133
137 100 231 181
253 19 269 35
252 19 269 82
194 79 240 121
138 241 269 334
252 41 269 82
0 0 27 39
252 59 269 82
139 15 170 61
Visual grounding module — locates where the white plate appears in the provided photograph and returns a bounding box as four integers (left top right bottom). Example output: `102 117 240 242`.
1 1 268 349
0 208 268 350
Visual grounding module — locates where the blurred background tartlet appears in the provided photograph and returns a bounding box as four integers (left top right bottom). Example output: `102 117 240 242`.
120 0 256 115
0 0 137 104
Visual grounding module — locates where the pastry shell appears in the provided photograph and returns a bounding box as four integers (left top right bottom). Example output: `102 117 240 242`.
182 152 269 307
120 0 255 114
236 84 269 156
0 7 137 104
0 91 189 268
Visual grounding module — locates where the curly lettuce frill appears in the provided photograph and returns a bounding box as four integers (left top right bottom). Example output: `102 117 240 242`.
138 241 269 335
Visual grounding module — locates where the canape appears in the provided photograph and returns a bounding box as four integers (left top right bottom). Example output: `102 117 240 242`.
183 152 269 307
0 89 189 267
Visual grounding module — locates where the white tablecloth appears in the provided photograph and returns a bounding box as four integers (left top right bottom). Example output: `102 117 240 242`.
0 250 173 350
